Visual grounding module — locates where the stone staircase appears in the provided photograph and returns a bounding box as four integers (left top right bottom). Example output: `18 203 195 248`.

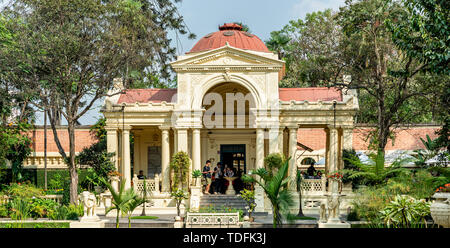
199 194 248 212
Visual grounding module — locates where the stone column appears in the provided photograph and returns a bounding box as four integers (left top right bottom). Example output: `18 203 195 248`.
106 129 118 171
201 132 208 166
342 127 353 151
268 128 280 154
192 128 201 173
173 129 178 154
122 128 131 190
255 128 265 212
328 127 339 193
176 128 188 152
255 128 265 170
278 128 284 157
133 134 140 175
288 127 298 179
160 127 171 192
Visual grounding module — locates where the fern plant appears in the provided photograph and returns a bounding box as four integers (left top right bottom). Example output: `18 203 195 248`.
340 152 408 186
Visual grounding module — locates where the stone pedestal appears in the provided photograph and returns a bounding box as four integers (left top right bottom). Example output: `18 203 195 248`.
174 216 184 228
190 186 202 212
224 177 237 195
254 185 265 212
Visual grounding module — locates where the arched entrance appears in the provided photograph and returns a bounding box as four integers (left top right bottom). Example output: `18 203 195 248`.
201 81 256 194
202 81 256 129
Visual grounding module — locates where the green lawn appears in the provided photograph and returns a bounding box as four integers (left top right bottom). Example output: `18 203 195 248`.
130 216 159 220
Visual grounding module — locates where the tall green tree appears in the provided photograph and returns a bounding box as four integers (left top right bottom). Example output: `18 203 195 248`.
266 9 344 87
335 0 442 169
388 0 449 75
388 0 450 151
0 14 34 181
2 0 194 204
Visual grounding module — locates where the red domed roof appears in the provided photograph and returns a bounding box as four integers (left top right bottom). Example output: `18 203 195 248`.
188 23 270 53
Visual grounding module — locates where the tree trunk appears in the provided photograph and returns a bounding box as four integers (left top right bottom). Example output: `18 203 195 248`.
44 109 47 190
68 122 79 205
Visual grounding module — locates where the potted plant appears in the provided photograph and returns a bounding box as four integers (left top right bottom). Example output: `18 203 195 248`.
327 172 343 193
192 170 202 187
171 188 188 219
430 183 450 228
239 189 256 222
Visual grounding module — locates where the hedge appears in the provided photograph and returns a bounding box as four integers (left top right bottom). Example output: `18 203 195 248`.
0 169 90 189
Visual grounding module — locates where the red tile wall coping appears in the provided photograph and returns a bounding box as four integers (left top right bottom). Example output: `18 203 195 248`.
27 127 98 153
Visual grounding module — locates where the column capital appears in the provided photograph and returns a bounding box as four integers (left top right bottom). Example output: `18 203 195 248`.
327 125 339 132
159 125 171 131
288 127 298 133
121 125 132 131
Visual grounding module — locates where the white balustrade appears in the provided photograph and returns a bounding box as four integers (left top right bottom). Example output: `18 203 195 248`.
301 178 327 195
132 175 159 196
185 212 240 228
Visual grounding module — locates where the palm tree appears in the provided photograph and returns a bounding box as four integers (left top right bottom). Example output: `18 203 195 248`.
124 192 145 228
100 177 135 228
242 158 294 228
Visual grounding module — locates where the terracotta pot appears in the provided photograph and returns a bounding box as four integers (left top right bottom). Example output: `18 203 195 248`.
430 192 450 228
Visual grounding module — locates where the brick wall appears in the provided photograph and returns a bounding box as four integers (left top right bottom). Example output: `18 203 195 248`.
297 125 440 152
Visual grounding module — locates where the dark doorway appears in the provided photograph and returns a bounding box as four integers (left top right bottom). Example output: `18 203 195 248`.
220 144 246 174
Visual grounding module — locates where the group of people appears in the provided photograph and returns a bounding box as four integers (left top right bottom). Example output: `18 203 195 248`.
303 162 322 179
202 160 243 194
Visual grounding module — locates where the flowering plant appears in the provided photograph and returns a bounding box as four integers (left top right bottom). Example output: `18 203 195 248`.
435 183 450 193
327 172 343 181
107 171 122 178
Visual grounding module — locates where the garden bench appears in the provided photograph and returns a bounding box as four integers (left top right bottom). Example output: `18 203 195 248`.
185 212 241 228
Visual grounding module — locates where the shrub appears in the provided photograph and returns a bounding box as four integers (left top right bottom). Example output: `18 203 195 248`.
197 205 244 221
379 195 431 228
0 204 8 217
3 183 43 199
29 198 59 219
66 204 83 220
239 189 256 218
171 188 187 217
346 209 360 221
9 197 31 221
170 152 190 190
264 153 284 177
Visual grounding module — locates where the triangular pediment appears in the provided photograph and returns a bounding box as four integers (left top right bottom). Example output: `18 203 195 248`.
170 45 284 70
